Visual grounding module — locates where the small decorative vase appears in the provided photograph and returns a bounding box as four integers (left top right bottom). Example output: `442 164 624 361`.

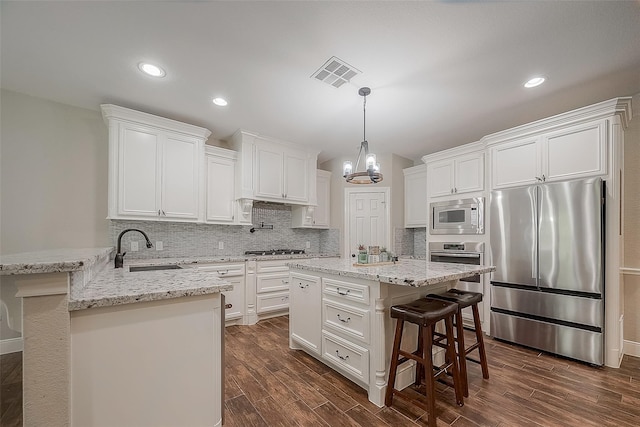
380 251 389 262
358 251 368 264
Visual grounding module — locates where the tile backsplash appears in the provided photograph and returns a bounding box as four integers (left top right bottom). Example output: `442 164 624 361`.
111 202 339 259
394 227 426 258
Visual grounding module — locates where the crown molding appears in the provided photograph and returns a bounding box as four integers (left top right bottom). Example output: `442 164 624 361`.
101 104 212 140
483 97 632 147
421 140 484 164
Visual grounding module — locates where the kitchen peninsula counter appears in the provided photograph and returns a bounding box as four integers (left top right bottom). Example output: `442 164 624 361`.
1 248 228 427
286 257 494 407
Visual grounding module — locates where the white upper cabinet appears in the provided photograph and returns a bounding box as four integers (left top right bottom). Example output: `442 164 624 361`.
489 119 608 189
543 120 607 182
292 170 331 228
230 130 318 205
102 105 210 222
403 164 427 228
425 151 484 198
490 137 541 189
205 146 236 224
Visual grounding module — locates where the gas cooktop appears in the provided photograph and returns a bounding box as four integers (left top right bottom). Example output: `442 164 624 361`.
244 249 306 256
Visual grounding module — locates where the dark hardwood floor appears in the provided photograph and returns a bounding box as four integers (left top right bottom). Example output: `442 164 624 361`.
2 316 640 426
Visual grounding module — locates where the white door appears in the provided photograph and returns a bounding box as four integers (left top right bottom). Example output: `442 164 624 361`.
347 191 388 257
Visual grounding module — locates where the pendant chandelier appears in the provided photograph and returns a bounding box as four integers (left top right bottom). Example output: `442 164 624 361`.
343 87 383 184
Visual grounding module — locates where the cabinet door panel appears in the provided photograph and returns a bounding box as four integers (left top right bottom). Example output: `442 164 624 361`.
255 145 284 199
162 136 199 219
404 168 427 227
313 172 330 227
290 273 321 354
544 120 606 182
206 156 235 223
222 277 245 321
284 151 308 202
427 160 454 197
491 138 541 189
119 125 160 217
455 153 484 193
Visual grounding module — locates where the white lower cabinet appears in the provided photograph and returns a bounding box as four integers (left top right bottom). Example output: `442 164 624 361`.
186 263 246 325
323 299 370 344
256 291 290 314
255 260 290 316
289 272 321 355
322 330 369 385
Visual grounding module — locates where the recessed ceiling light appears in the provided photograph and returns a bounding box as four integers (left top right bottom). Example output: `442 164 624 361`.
212 97 228 107
138 62 166 78
524 77 545 88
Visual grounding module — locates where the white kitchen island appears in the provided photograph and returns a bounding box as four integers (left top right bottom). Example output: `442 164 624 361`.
286 258 494 407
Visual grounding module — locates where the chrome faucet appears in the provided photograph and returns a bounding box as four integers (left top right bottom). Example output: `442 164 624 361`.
115 229 153 268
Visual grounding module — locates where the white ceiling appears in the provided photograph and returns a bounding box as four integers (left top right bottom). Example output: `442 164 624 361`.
2 1 639 163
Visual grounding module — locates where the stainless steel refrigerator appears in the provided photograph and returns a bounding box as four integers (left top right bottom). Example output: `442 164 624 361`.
490 177 604 365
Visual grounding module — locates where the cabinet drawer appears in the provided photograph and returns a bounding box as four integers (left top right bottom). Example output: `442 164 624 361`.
322 331 369 385
256 291 290 314
256 260 289 273
323 299 370 344
323 278 369 305
256 272 290 293
191 263 244 277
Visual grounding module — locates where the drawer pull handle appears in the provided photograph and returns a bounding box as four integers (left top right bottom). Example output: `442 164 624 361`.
335 350 349 361
336 314 351 323
336 288 351 296
218 270 228 275
281 296 289 302
282 280 290 284
299 283 309 289
225 303 233 309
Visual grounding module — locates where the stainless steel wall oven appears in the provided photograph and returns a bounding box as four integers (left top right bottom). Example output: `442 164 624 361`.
429 242 485 325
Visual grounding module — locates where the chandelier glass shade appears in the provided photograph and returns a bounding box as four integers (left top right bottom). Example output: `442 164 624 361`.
343 87 383 184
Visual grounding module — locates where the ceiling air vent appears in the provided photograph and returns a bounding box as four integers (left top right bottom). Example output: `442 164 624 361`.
311 56 361 88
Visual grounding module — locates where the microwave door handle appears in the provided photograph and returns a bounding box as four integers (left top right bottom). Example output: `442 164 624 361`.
430 252 481 259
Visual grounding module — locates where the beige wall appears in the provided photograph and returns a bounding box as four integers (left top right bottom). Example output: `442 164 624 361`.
0 89 110 341
320 153 413 256
623 92 640 344
0 89 110 253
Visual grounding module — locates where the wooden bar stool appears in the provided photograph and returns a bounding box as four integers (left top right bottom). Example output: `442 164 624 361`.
385 298 464 427
428 289 489 397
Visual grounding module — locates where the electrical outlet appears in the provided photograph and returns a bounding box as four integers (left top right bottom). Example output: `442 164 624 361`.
156 241 163 251
130 241 139 252
306 241 311 249
218 241 224 250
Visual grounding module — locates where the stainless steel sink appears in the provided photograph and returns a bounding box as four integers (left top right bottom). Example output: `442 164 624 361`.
129 264 183 272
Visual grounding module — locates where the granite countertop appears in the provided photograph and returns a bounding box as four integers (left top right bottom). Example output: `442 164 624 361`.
0 248 340 311
69 265 234 311
286 258 495 287
0 247 114 275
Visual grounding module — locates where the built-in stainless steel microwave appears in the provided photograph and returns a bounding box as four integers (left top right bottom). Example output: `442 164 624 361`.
430 197 484 235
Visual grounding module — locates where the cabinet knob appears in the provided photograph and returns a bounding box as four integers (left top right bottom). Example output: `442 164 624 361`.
225 303 233 309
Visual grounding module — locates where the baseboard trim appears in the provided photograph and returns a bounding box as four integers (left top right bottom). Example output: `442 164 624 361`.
623 340 640 358
0 337 23 355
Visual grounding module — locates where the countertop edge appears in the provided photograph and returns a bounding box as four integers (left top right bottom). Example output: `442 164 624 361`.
69 283 234 311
